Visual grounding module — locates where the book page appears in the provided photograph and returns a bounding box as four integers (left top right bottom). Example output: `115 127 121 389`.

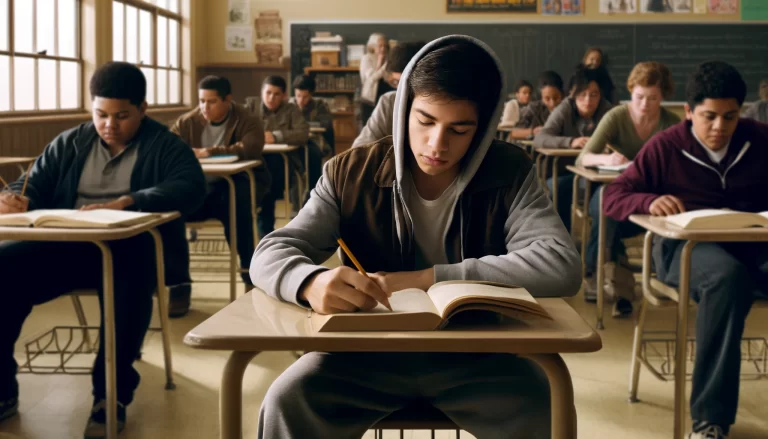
665 209 768 229
426 281 542 318
199 155 239 164
36 209 158 228
597 162 632 172
665 209 737 228
0 209 79 227
365 289 440 314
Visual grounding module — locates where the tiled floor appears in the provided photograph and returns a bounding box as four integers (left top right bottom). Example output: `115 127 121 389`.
2 218 767 438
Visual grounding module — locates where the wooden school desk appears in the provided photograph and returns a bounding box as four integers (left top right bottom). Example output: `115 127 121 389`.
566 166 620 329
309 126 326 134
184 290 602 439
0 157 35 174
0 212 179 439
198 160 262 301
628 215 768 439
534 148 580 214
263 144 307 218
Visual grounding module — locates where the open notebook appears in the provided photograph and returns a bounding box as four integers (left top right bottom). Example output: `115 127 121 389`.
0 209 160 229
199 155 239 164
664 209 768 230
591 162 632 173
310 281 550 332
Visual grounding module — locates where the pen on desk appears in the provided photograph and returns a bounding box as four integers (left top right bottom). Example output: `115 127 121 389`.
336 238 393 311
20 163 32 197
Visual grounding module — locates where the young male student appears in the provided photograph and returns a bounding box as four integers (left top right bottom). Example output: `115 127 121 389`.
0 62 206 437
603 61 768 439
250 35 582 439
499 79 533 127
171 75 268 316
352 41 425 147
509 71 564 140
289 74 333 198
257 76 309 237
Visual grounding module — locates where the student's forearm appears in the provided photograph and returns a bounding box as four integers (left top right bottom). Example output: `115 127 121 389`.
509 127 535 140
579 152 611 167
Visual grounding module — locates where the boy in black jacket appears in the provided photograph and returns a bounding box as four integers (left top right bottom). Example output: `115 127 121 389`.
0 62 206 438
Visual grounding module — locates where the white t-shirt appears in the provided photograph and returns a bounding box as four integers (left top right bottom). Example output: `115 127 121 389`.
691 127 729 164
403 171 460 268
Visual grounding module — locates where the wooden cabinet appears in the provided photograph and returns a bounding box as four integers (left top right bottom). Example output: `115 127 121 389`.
303 67 360 155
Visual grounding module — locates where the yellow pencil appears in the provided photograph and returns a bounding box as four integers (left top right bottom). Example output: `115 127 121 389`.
20 163 32 197
336 238 393 311
605 144 618 154
0 175 8 189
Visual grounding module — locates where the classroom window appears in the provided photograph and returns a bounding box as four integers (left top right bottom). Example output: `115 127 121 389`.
0 0 82 113
112 0 181 106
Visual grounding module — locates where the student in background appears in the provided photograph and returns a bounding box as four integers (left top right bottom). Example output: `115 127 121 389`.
359 32 391 124
535 64 614 230
250 36 581 439
582 47 616 104
499 79 533 127
257 75 309 237
291 74 335 156
171 75 268 316
575 61 680 316
509 71 564 140
0 62 206 437
353 41 425 147
604 61 768 439
742 80 768 123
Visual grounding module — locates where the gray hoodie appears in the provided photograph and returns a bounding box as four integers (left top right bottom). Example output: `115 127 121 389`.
353 91 396 147
250 35 582 306
534 97 613 149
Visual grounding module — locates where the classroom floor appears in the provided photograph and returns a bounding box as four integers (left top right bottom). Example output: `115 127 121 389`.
2 213 768 439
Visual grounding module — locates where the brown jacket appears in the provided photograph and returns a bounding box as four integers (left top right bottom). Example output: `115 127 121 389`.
259 102 310 146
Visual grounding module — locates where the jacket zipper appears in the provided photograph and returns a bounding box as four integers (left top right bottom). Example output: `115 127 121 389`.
679 141 751 190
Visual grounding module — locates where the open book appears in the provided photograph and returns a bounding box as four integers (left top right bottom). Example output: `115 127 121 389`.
594 162 632 173
0 209 160 229
310 281 550 332
199 155 238 164
665 209 768 230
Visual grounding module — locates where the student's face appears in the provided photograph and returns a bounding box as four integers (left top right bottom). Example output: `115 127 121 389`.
262 84 285 111
294 89 312 110
198 89 231 123
516 86 533 105
541 86 563 112
92 97 146 148
630 85 662 115
685 98 741 151
407 95 478 179
584 51 602 69
574 82 601 118
375 38 388 56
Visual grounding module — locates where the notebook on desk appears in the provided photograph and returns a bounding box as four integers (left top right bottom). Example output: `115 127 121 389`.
199 155 239 164
0 209 160 229
586 162 632 173
309 281 550 332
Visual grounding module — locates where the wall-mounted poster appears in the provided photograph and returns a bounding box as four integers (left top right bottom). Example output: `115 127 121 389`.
543 0 584 15
640 0 674 12
225 26 252 51
709 0 738 13
693 0 707 13
742 0 768 20
447 0 538 13
228 0 250 25
600 0 637 13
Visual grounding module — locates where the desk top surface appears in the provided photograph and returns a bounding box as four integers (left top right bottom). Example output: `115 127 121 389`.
184 291 602 354
630 214 768 242
534 148 581 157
0 212 180 242
565 166 620 183
200 160 262 175
0 157 35 166
310 127 326 134
263 144 300 154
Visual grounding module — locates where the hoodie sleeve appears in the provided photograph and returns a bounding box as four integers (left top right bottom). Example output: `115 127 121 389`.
603 139 666 222
249 161 341 307
533 102 574 149
433 168 582 298
353 92 394 147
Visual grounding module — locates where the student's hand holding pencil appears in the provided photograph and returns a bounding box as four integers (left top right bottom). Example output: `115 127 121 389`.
0 192 29 214
298 266 392 315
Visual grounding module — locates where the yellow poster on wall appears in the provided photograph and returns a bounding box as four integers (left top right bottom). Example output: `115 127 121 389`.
447 0 538 12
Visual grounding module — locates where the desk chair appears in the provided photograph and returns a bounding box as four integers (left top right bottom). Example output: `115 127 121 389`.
370 403 460 439
628 231 767 403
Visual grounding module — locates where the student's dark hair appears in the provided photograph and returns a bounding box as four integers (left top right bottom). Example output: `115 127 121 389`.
538 70 564 92
568 64 611 99
582 47 604 65
408 41 501 136
386 41 425 74
262 75 287 93
514 79 533 93
198 75 232 99
292 74 316 93
685 61 747 109
89 61 146 106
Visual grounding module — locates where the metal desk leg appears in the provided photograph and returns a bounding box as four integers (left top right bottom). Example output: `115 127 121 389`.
220 351 259 439
596 187 607 330
148 229 175 390
93 241 118 439
303 145 309 207
674 241 697 439
279 152 291 219
524 354 576 439
245 168 259 260
552 157 560 215
223 176 238 302
570 174 580 245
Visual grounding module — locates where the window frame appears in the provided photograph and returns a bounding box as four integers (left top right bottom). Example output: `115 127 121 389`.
0 0 84 115
112 0 182 107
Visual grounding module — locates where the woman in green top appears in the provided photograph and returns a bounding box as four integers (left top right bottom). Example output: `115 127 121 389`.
580 61 681 317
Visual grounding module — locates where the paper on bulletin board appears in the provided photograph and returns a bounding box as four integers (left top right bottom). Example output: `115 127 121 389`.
225 26 252 51
599 0 637 14
708 0 738 13
228 0 250 25
741 0 768 20
693 0 707 13
542 0 584 15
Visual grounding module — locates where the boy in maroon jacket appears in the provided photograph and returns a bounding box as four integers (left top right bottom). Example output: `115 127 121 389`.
604 61 768 439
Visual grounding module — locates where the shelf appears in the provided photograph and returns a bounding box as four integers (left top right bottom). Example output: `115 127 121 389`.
304 66 360 73
315 89 356 94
